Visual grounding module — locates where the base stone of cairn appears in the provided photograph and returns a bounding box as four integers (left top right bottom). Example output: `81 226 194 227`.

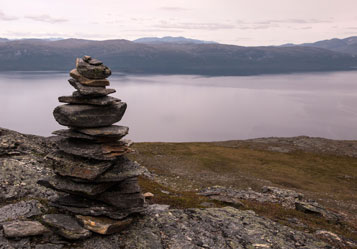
38 56 146 238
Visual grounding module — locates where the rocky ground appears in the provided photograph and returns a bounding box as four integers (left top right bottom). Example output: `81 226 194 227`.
0 127 356 248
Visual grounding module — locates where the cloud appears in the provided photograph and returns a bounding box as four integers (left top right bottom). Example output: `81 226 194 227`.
236 18 332 26
154 19 316 31
286 26 313 30
25 14 68 23
238 24 279 30
1 31 115 40
232 18 332 30
299 26 313 30
234 37 253 41
2 31 67 38
123 28 184 33
0 11 18 21
253 18 332 25
155 21 235 30
159 7 188 11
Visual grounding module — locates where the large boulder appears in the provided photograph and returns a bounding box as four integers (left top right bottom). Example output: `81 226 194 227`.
53 102 127 128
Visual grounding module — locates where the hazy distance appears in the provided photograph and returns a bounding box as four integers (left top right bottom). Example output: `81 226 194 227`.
1 0 357 46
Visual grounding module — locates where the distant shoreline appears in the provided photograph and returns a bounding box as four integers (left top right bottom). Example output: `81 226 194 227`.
0 68 356 77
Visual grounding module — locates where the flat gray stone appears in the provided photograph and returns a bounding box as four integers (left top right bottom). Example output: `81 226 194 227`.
295 201 342 223
74 157 145 183
74 125 129 139
76 58 111 79
46 151 114 181
52 129 95 140
51 195 145 220
0 200 43 223
41 214 91 240
295 201 324 215
68 78 115 97
38 176 114 196
199 186 301 209
57 138 131 161
52 129 121 143
53 102 127 128
58 95 120 106
3 221 49 238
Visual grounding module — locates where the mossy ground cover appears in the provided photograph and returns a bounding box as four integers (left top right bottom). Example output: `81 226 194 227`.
129 141 357 245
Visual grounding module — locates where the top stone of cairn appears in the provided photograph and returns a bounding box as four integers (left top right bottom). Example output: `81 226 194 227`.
76 56 111 80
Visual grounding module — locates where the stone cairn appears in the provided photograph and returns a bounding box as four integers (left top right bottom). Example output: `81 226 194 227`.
38 56 146 239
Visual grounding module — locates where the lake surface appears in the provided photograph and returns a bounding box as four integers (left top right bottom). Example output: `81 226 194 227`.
1 71 357 142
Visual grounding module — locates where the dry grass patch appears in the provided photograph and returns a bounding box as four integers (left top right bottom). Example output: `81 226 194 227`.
131 141 357 245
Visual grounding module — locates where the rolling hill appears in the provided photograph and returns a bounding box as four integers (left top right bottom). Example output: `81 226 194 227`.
0 38 356 75
284 36 357 56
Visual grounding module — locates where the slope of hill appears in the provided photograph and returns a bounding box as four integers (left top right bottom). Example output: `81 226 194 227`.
285 36 357 55
0 127 356 248
0 38 357 75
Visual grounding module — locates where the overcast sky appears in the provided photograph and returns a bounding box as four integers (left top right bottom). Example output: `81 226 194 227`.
1 0 357 46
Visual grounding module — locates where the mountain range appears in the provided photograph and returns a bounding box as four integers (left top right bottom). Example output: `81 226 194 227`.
133 36 217 44
282 36 357 55
0 36 357 75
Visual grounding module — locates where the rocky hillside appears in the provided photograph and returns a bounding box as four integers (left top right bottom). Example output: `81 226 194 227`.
0 127 356 248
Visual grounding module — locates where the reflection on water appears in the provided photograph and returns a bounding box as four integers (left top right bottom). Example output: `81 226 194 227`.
1 71 357 142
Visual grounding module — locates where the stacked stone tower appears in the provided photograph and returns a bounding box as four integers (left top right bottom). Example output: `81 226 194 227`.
38 56 145 238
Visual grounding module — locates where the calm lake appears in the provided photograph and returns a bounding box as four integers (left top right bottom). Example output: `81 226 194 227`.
1 71 357 142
